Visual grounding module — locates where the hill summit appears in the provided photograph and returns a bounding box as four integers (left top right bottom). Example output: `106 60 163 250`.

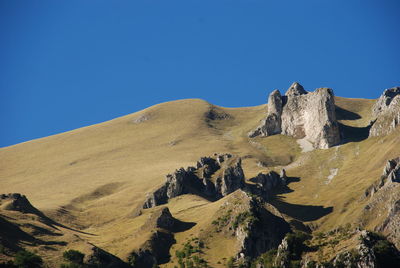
1 82 400 267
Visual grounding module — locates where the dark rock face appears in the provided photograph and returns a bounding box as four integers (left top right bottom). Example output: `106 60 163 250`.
249 170 287 200
129 231 175 268
130 207 186 268
249 82 340 149
236 199 291 259
0 193 35 213
143 154 245 208
370 87 400 137
86 246 131 268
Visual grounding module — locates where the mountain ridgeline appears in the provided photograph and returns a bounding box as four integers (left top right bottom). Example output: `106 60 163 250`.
1 82 400 268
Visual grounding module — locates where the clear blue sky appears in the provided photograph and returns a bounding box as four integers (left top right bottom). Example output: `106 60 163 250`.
1 0 399 147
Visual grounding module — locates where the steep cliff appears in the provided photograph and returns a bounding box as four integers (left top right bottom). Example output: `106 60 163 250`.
249 82 340 149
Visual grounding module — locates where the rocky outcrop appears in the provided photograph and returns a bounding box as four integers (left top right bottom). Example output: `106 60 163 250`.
129 207 185 268
361 157 400 248
249 82 340 149
274 236 290 268
379 199 400 248
211 190 291 262
363 157 400 199
143 154 245 208
370 87 400 137
249 170 287 199
129 230 175 268
86 246 131 268
372 87 400 116
270 229 400 268
0 193 37 214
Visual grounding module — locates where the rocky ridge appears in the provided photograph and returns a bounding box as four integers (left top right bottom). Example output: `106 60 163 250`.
209 190 291 265
128 206 198 268
143 154 288 209
0 193 130 267
142 153 245 208
263 229 400 268
370 87 400 137
359 157 400 251
249 82 340 149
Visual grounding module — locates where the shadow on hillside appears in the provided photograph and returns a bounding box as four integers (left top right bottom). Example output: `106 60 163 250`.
266 177 333 222
269 196 333 222
31 205 97 236
274 177 300 194
335 106 361 120
171 219 196 233
0 216 67 255
338 122 372 143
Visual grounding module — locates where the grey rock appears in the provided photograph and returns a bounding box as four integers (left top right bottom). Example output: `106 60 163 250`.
216 158 245 197
357 231 378 268
143 154 245 208
250 170 287 199
250 83 340 149
370 87 400 137
372 87 400 117
274 237 290 268
285 82 307 97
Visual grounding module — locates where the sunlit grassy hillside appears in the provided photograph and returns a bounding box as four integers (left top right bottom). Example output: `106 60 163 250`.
1 95 399 266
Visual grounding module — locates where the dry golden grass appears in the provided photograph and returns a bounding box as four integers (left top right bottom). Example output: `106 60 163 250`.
1 95 399 266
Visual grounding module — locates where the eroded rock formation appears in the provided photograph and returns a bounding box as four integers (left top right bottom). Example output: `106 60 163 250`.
143 154 245 208
249 170 287 199
249 82 340 149
370 87 400 137
129 207 183 268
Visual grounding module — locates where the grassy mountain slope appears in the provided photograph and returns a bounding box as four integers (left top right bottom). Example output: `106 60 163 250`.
1 95 399 267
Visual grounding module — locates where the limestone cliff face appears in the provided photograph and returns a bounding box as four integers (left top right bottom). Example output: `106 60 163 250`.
143 154 245 208
370 87 400 137
250 82 340 149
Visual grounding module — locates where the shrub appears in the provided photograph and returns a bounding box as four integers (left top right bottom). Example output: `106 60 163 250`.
285 231 311 260
226 257 235 268
14 250 43 268
254 249 277 268
63 250 85 264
